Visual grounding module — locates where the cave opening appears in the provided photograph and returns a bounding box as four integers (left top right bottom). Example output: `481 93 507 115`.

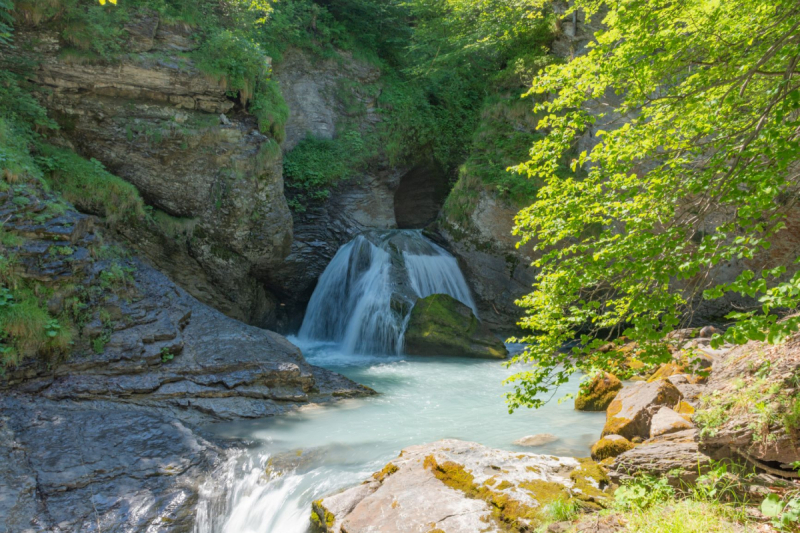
393 163 451 229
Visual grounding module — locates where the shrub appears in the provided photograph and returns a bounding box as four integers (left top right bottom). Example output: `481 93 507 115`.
283 129 373 211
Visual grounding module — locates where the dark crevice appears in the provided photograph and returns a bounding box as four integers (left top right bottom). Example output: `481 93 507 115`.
393 163 450 229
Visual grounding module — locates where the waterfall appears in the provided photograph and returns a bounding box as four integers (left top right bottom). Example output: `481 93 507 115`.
403 240 478 316
297 230 476 355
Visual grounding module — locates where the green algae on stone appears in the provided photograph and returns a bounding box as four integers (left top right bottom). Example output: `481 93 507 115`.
311 499 335 530
403 294 508 359
590 435 635 461
575 372 622 411
423 455 543 531
373 462 399 482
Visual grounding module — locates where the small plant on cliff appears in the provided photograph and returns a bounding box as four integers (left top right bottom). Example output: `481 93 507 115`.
507 0 800 410
283 129 373 212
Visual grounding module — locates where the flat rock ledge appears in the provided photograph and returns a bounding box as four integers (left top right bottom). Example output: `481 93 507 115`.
312 439 611 533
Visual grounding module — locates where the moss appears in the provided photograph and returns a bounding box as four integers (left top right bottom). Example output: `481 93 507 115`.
647 362 684 383
602 415 633 438
36 144 145 225
575 372 623 411
423 455 542 531
496 480 514 490
675 401 695 422
311 499 335 529
568 459 611 508
518 479 569 504
590 436 635 461
373 462 399 482
404 293 507 359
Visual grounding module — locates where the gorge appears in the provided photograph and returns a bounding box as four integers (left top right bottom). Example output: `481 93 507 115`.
2 1 800 532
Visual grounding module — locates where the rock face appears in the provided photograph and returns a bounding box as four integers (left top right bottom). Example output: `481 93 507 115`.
435 199 537 335
403 294 508 359
0 183 372 531
602 380 683 440
267 49 414 329
575 372 623 411
697 333 800 470
11 21 294 328
610 429 712 486
312 439 611 533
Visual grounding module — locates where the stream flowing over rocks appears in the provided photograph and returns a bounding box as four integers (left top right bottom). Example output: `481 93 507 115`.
0 185 371 532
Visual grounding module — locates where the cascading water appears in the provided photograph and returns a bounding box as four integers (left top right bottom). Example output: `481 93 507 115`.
403 239 477 315
193 230 606 533
298 235 400 354
298 230 477 355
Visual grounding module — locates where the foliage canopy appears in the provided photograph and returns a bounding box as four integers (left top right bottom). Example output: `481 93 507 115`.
507 0 800 410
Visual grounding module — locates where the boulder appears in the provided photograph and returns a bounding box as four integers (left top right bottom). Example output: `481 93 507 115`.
312 440 611 533
575 372 622 411
403 294 508 359
650 407 694 438
647 362 684 382
609 429 711 486
590 435 635 461
666 374 706 403
602 380 682 440
513 434 559 447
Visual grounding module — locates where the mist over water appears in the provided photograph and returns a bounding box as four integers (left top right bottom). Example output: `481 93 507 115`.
194 232 605 533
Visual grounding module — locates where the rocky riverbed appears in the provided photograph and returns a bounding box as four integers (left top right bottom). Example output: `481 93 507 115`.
0 183 372 531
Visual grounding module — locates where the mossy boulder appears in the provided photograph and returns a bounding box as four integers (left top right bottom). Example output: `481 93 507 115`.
590 435 635 461
403 294 507 359
575 372 622 411
312 439 612 532
602 380 683 440
647 362 684 383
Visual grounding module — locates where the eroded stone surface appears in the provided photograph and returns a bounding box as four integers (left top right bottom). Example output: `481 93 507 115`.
313 439 611 533
602 380 682 440
650 407 694 439
514 434 560 447
0 184 373 531
610 429 711 485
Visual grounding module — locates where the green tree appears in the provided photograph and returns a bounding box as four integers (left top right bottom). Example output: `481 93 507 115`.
508 0 800 410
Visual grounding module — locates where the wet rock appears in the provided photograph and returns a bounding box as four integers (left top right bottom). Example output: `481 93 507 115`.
590 435 635 461
602 380 682 440
575 372 622 411
403 294 508 359
513 434 559 447
0 395 223 532
313 439 611 533
650 407 694 438
609 429 711 486
0 185 374 530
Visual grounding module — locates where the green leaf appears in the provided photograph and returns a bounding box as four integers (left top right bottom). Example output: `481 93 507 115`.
762 494 784 518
